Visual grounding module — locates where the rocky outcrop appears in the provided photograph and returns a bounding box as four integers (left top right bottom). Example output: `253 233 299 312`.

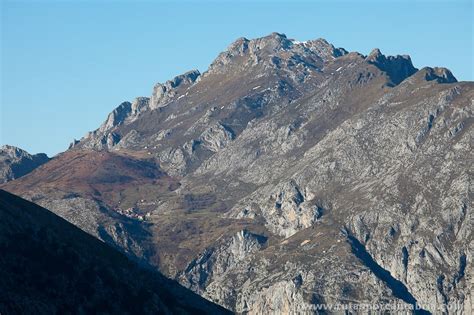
150 70 200 109
179 230 267 294
366 48 417 85
76 98 150 150
232 181 325 238
0 145 49 183
421 66 458 83
158 147 187 176
207 33 347 80
200 123 235 152
73 70 200 150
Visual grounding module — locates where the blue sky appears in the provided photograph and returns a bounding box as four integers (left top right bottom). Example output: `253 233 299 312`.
1 0 472 156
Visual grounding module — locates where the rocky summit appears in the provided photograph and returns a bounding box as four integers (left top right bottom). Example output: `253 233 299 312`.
2 33 473 314
0 145 49 184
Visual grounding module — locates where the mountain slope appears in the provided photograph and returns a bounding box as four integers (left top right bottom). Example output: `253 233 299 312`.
0 189 230 314
3 33 472 313
0 145 50 183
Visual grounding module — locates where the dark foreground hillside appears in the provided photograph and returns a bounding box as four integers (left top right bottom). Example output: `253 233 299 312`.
0 189 230 314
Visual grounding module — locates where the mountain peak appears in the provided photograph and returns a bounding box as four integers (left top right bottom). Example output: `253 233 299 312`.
365 48 417 85
418 66 457 83
0 145 47 160
0 145 26 158
305 38 348 59
367 48 383 60
207 33 347 75
0 145 49 183
269 31 287 38
224 32 292 56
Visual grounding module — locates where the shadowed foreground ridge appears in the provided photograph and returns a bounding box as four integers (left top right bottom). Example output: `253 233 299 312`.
0 189 230 314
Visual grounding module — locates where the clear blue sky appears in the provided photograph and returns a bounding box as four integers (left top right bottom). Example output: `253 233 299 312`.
1 0 472 156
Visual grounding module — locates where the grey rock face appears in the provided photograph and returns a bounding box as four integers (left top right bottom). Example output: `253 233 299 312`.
206 33 347 84
366 48 417 85
179 230 267 294
0 145 49 183
200 123 235 152
4 33 473 314
74 70 200 151
78 97 150 150
234 180 324 238
421 66 458 83
150 70 201 109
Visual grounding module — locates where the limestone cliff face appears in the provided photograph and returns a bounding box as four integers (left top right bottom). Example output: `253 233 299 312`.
3 33 472 314
150 70 200 110
178 230 267 295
